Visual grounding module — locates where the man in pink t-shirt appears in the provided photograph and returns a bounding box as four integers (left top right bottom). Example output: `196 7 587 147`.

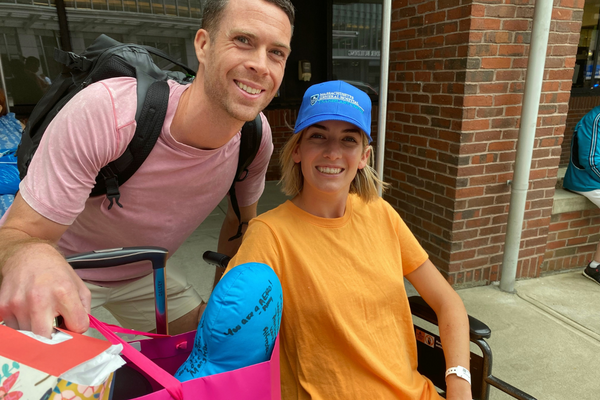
0 0 295 338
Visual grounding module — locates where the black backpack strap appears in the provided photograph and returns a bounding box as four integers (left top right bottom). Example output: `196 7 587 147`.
54 48 93 72
228 114 263 241
91 80 170 209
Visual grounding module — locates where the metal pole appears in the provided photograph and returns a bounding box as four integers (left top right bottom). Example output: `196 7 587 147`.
376 0 391 196
499 0 554 292
54 0 72 52
0 56 9 114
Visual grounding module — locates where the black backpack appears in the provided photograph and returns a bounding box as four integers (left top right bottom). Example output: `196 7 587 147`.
17 34 262 241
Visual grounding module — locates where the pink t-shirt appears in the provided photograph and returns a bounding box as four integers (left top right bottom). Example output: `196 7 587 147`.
8 77 273 284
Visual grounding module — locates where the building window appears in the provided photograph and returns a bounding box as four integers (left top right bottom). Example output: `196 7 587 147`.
573 0 600 94
0 0 202 118
332 0 382 100
63 0 201 17
0 1 59 113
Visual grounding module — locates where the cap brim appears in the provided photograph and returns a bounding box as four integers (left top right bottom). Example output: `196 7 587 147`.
294 114 372 142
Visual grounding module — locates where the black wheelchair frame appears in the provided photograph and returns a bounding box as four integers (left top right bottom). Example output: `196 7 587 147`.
409 296 536 400
203 251 538 400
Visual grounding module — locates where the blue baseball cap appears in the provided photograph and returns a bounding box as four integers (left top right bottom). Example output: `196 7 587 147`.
294 80 372 142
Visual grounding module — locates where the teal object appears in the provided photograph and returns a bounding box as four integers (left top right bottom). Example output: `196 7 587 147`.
564 105 600 192
0 151 19 195
175 262 282 381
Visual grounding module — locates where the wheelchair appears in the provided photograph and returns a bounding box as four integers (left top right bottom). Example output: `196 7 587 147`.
203 251 538 400
408 295 536 400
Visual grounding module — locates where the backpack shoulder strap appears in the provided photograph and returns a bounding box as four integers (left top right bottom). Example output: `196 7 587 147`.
228 113 263 241
90 80 170 209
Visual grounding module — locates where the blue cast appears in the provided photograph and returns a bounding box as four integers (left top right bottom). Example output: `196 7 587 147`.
174 262 282 382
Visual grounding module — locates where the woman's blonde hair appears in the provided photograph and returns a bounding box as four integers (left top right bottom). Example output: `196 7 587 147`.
279 128 389 202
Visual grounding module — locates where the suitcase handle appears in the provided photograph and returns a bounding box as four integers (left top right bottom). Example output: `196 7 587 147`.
66 246 169 335
66 246 168 269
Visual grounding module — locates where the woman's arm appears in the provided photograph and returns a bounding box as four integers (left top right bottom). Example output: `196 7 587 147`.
405 259 472 400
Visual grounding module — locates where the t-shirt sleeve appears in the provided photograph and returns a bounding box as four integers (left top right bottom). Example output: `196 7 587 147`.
233 113 274 208
226 218 281 275
19 81 135 225
382 201 429 276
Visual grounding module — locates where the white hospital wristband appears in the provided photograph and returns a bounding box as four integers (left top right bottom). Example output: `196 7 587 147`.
445 366 471 385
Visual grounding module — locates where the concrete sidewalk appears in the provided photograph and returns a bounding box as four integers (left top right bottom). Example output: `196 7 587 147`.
93 181 598 399
456 272 599 399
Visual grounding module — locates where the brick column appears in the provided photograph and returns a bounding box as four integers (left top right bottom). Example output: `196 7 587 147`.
385 0 583 286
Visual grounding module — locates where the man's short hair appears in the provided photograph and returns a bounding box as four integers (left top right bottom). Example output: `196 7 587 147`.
202 0 295 36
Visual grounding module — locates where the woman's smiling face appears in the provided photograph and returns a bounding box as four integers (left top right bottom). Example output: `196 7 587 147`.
292 120 370 199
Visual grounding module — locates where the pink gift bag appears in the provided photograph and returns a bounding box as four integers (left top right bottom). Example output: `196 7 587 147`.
89 316 281 400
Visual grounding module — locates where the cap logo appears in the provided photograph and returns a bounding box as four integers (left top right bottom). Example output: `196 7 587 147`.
309 91 364 112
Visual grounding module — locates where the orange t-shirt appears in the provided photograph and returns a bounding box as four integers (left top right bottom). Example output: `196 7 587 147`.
228 195 440 400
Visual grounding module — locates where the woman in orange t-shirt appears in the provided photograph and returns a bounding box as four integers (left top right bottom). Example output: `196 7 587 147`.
228 81 471 400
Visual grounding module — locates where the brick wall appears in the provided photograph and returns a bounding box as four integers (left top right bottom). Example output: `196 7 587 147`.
263 108 298 181
545 207 600 272
386 0 583 286
560 95 600 167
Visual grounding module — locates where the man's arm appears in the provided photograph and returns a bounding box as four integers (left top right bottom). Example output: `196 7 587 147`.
0 193 91 337
213 199 258 288
406 259 472 400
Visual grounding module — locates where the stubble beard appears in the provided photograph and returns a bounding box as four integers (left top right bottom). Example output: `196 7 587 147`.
203 67 267 123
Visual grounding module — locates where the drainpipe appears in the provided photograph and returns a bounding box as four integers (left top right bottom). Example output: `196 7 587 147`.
499 0 554 292
376 0 391 196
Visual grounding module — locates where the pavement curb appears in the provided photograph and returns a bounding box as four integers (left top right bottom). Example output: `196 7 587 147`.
517 292 600 343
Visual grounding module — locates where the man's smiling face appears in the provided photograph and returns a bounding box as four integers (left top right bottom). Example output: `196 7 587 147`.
199 0 292 123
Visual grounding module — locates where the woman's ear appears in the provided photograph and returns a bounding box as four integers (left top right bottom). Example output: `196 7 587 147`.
292 142 302 164
358 146 371 170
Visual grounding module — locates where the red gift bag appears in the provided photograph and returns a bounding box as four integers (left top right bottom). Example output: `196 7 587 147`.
90 316 281 400
0 323 117 399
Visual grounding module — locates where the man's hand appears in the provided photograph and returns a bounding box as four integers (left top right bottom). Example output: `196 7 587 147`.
0 242 91 338
0 194 88 337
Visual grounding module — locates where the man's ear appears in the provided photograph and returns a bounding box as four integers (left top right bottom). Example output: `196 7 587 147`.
194 29 210 66
358 146 371 170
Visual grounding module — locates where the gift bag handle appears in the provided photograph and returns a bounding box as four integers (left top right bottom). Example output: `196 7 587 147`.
89 315 184 400
94 321 171 339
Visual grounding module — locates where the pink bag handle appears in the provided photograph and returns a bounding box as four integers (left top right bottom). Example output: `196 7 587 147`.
89 315 184 400
95 321 171 339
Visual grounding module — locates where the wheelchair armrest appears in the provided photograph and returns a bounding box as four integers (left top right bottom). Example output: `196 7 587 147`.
203 251 231 269
408 296 491 341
